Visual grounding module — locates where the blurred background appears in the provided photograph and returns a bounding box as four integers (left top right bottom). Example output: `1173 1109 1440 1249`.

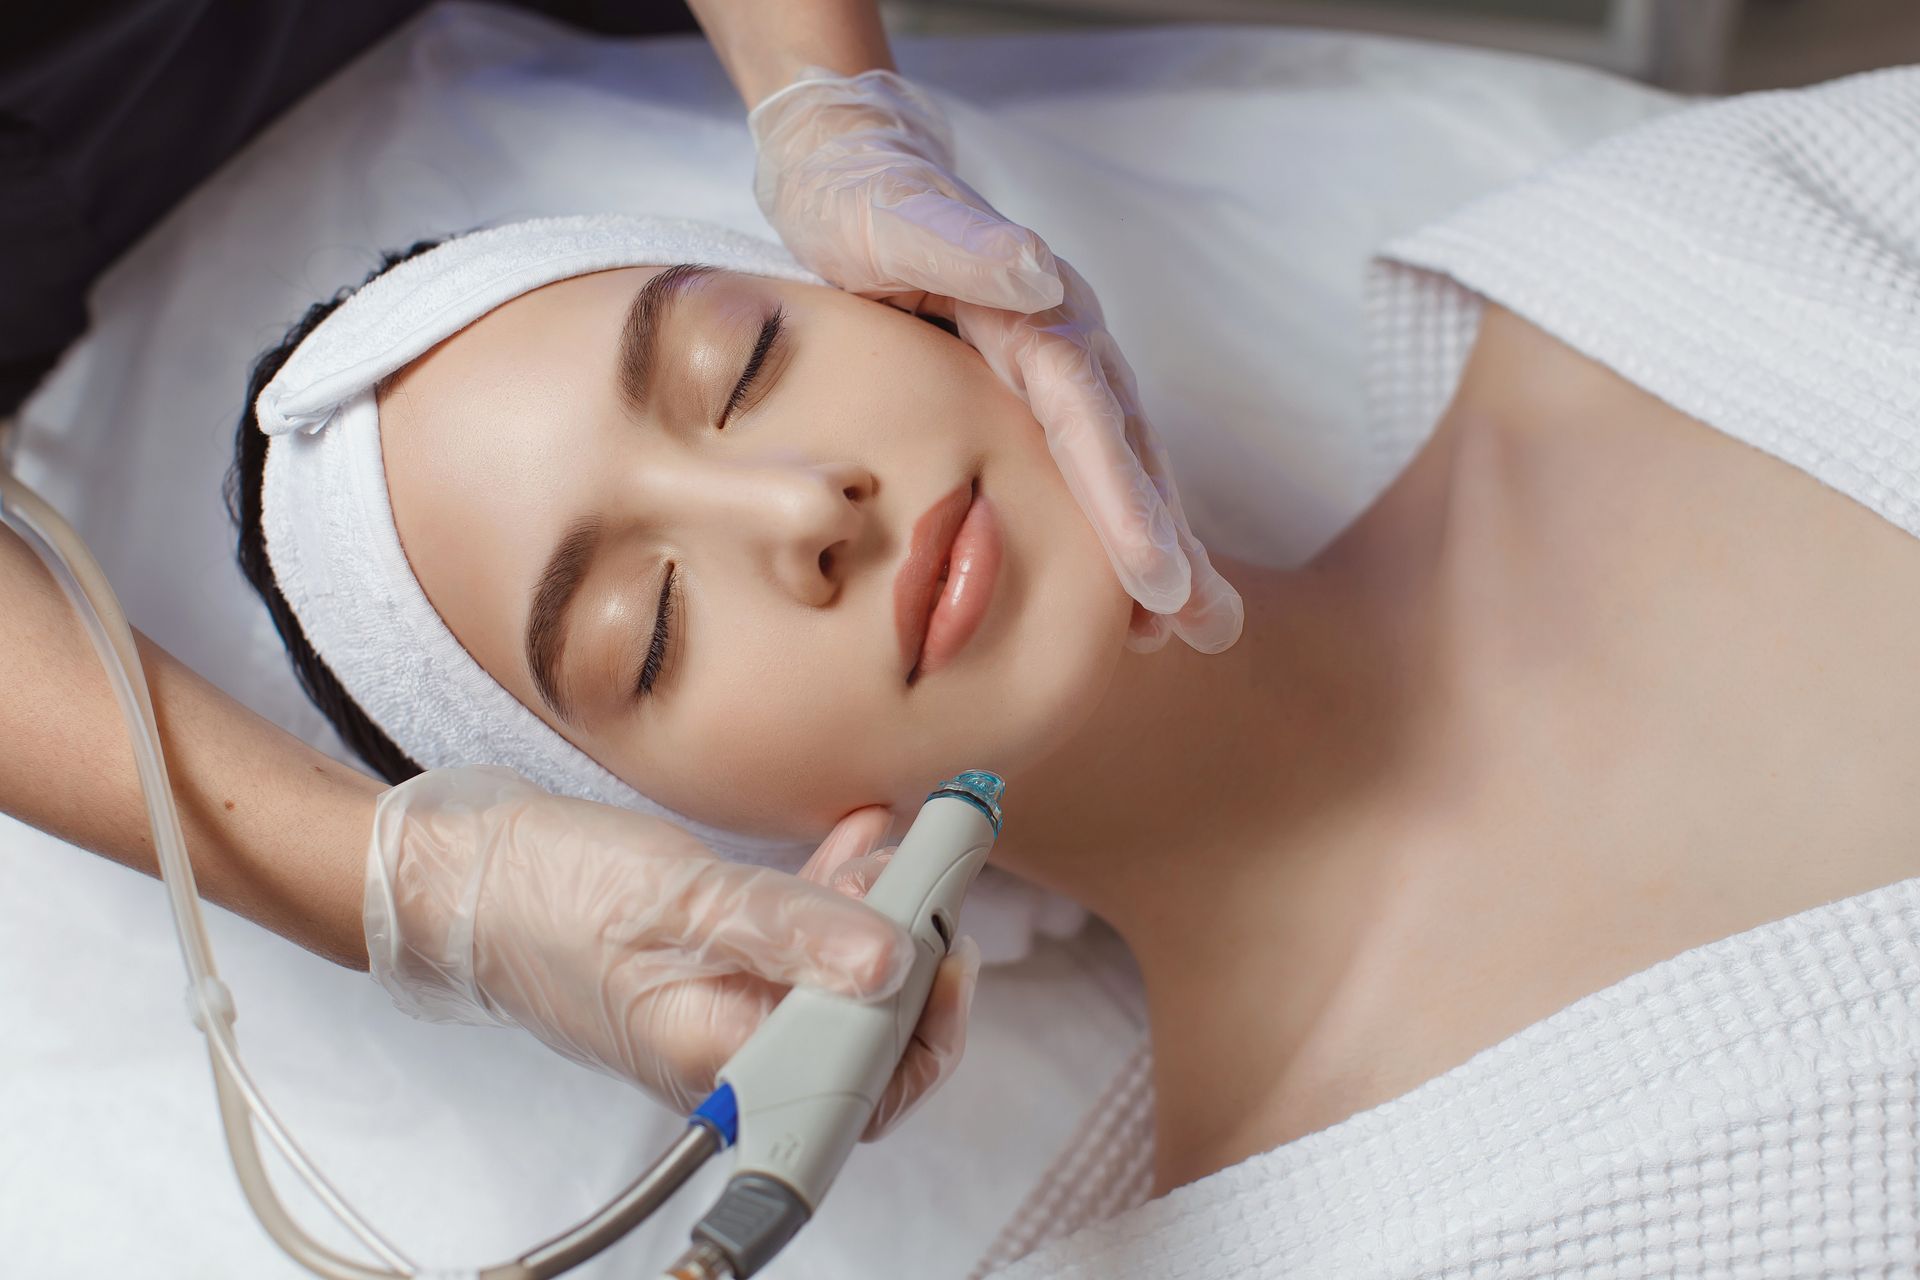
884 0 1920 93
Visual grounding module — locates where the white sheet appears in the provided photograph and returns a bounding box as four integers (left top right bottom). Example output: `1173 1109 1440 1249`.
0 6 1678 1276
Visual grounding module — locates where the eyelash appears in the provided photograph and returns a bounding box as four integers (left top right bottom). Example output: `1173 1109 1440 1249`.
636 565 675 699
640 306 780 696
720 306 786 427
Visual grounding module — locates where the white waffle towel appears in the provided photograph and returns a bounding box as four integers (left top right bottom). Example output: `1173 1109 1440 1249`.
979 65 1920 1279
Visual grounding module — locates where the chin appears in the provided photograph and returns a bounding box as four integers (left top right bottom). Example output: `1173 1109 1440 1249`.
956 563 1132 790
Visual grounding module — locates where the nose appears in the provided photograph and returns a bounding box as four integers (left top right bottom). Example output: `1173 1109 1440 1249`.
663 458 877 607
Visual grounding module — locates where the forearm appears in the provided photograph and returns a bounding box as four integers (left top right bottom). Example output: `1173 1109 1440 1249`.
0 524 381 969
686 0 893 107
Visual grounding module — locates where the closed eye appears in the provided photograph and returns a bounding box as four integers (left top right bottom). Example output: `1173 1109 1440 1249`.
635 565 675 699
720 307 786 427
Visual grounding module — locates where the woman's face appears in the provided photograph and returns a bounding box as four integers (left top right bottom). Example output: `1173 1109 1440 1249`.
380 265 1132 837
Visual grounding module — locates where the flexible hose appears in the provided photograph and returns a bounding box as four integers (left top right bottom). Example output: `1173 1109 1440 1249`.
0 464 417 1274
1 460 717 1279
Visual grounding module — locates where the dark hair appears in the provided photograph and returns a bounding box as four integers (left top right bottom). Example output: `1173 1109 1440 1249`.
226 241 442 784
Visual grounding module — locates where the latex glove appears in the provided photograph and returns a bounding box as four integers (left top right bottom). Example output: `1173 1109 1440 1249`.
365 764 979 1130
750 67 1244 654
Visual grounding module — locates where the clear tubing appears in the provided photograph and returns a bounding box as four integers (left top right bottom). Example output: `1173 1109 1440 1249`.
0 466 415 1276
0 463 716 1279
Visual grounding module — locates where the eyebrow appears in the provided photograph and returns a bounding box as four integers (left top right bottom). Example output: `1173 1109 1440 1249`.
526 265 715 723
525 516 604 726
618 262 716 410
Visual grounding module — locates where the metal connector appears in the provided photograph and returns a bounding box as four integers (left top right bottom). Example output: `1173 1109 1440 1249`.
689 1174 810 1279
660 1239 734 1280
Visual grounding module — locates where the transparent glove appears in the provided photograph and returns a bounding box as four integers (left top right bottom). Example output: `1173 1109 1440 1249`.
365 765 979 1133
750 67 1243 654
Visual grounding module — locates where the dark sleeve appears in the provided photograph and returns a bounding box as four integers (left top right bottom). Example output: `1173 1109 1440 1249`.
0 0 699 417
0 1 442 415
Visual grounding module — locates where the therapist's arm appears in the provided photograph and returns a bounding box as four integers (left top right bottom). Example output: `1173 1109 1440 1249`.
0 523 380 969
685 0 892 107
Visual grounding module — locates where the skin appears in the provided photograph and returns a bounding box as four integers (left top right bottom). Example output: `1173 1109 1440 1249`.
380 266 1133 837
381 284 1920 1201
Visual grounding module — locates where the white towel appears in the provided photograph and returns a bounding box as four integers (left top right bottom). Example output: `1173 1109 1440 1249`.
258 211 1084 957
980 64 1920 1279
983 879 1920 1278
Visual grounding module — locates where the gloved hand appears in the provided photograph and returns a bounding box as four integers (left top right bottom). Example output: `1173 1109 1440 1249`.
364 765 980 1135
749 67 1244 655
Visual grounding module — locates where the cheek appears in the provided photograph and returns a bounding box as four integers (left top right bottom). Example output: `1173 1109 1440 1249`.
988 498 1134 770
627 607 896 838
596 307 1137 839
904 387 1134 786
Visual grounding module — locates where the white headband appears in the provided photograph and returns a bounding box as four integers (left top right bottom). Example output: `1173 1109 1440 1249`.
257 214 824 862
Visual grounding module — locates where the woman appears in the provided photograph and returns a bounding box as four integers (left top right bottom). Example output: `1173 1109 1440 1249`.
236 65 1920 1273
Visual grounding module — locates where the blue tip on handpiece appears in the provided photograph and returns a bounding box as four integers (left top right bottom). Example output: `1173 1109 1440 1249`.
692 1082 739 1147
928 770 1006 835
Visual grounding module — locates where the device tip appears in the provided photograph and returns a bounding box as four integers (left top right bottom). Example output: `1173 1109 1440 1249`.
931 770 1006 833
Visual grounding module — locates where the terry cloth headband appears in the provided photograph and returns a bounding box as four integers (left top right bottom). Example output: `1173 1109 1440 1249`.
256 214 826 862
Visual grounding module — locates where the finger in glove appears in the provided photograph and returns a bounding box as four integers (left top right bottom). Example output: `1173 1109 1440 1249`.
863 935 981 1141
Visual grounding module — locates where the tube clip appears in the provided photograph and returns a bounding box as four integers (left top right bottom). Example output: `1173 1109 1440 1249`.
186 975 237 1032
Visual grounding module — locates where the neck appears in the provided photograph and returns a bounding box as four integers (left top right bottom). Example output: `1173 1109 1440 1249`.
994 416 1479 1192
998 552 1423 923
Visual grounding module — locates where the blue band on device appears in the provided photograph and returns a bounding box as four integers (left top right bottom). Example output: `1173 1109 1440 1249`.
692 1083 739 1148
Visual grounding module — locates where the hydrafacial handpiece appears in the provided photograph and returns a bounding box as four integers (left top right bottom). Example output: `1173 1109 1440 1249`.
661 771 1006 1280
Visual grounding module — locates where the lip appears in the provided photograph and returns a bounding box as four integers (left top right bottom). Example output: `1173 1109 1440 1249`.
894 478 1002 684
919 492 1001 682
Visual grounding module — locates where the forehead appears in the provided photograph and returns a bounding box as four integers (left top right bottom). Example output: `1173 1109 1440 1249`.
376 264 672 704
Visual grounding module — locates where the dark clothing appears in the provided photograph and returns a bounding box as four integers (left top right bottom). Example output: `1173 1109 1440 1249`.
0 0 696 414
